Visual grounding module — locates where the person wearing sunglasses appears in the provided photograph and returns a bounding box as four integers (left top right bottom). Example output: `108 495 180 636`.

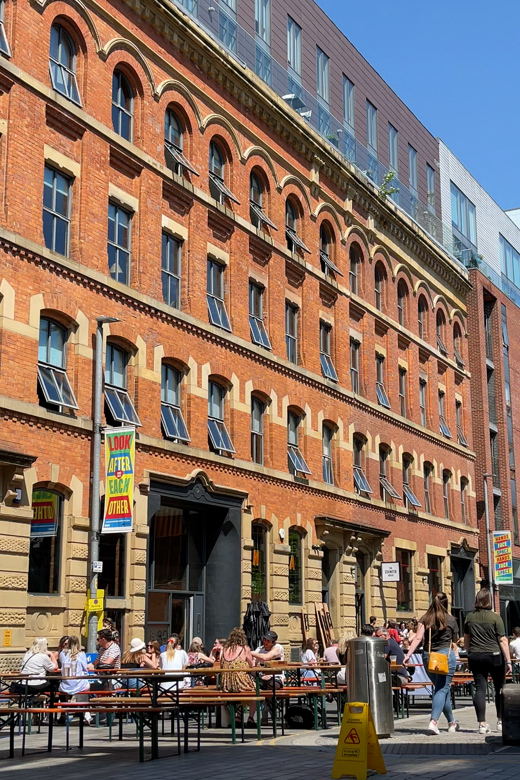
145 640 161 669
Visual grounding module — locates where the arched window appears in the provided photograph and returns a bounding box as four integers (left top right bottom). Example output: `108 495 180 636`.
112 69 133 141
251 395 264 465
379 444 400 501
397 279 408 326
249 171 276 230
436 310 448 354
423 462 433 514
285 199 309 254
29 488 63 594
38 317 78 410
49 24 80 104
209 140 239 205
161 363 189 442
287 410 311 476
319 223 341 277
402 454 421 509
288 528 303 605
418 295 428 339
322 424 334 484
374 262 385 311
453 323 465 366
349 245 360 295
251 523 267 602
353 435 372 495
104 343 141 425
208 380 234 454
442 470 451 519
164 108 197 177
0 1 11 57
460 477 468 524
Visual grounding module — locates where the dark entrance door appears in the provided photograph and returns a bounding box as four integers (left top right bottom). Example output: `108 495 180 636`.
451 547 476 634
146 478 242 647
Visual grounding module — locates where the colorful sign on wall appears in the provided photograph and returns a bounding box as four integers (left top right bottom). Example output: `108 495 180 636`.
102 427 135 534
31 489 59 537
493 530 513 585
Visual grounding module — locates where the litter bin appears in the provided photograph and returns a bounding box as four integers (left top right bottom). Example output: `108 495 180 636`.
346 636 394 737
502 683 520 745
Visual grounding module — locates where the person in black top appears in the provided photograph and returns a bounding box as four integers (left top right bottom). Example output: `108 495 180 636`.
404 592 459 735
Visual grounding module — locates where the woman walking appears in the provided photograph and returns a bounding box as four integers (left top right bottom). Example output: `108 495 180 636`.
464 588 512 734
403 592 459 734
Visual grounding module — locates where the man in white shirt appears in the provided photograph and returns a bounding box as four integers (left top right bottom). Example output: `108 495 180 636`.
510 627 520 660
249 631 285 726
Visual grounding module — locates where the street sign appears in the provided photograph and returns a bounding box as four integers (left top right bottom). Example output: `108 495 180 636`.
381 562 400 582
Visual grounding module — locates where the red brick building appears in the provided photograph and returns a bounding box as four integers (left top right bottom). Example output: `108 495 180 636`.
0 0 478 664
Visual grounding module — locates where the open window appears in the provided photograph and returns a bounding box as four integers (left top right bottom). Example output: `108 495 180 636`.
49 24 80 105
164 108 198 176
285 199 309 253
436 310 448 355
353 435 372 495
287 411 311 475
320 321 338 381
112 69 133 141
209 141 239 205
38 317 78 410
161 363 189 442
319 223 342 277
379 445 401 500
208 381 235 454
250 171 277 230
104 343 141 426
402 455 421 508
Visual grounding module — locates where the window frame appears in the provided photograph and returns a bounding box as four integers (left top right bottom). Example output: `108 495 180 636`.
388 123 398 173
460 478 468 524
442 470 451 519
456 400 468 447
49 24 80 105
161 363 190 443
398 367 407 417
423 463 432 514
285 301 298 364
397 280 407 326
366 100 378 155
436 311 448 355
419 379 427 427
209 141 239 205
285 199 310 253
164 108 198 176
427 164 436 213
249 281 271 349
439 391 452 438
353 436 372 495
402 456 421 508
287 16 302 77
319 321 338 382
255 0 270 45
0 0 10 57
375 353 390 408
349 246 359 294
316 46 330 104
379 446 401 501
350 338 360 394
112 69 133 141
418 296 427 340
207 258 231 331
396 548 413 612
104 343 141 426
322 424 334 485
251 523 267 602
319 224 342 277
288 528 303 605
249 172 277 231
107 201 131 286
374 263 384 311
343 76 355 130
287 411 311 476
28 488 63 595
208 381 235 455
37 317 78 410
427 554 442 599
251 396 264 465
408 144 418 194
43 164 72 257
161 232 181 309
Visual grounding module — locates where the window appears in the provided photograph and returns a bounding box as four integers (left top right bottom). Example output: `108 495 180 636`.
353 437 372 494
428 555 441 599
439 391 451 438
419 379 427 427
322 425 333 484
288 529 302 604
316 47 329 104
249 282 271 349
161 232 181 309
388 124 398 173
451 182 476 246
251 523 267 601
112 69 133 141
343 76 355 129
397 280 407 326
319 224 341 276
349 246 359 294
500 234 520 287
0 0 10 56
402 456 421 508
396 549 412 611
285 199 309 253
251 396 264 464
490 430 500 490
320 322 338 382
208 381 235 454
250 172 276 231
418 296 427 339
104 344 141 426
98 533 126 597
423 462 433 513
255 0 270 44
453 324 465 366
218 1 237 53
49 24 80 104
164 109 197 176
161 364 189 442
399 367 407 417
29 488 62 594
427 164 436 213
209 141 239 205
366 101 377 155
178 0 198 14
460 478 468 525
43 165 71 256
375 353 390 408
484 299 494 360
456 400 468 447
350 338 360 394
442 470 451 519
374 263 385 311
207 259 231 331
285 302 298 364
108 202 131 285
287 16 301 76
37 318 78 410
408 145 418 194
436 311 448 354
288 411 310 475
379 446 400 501
256 41 271 85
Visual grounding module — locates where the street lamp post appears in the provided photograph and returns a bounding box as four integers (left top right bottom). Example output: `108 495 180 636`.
87 316 120 653
483 473 495 607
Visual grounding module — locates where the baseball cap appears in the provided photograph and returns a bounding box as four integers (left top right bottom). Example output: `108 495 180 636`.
263 631 278 642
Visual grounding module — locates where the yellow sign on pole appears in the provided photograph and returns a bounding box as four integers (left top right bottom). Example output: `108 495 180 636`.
3 630 11 647
85 589 105 636
331 702 386 780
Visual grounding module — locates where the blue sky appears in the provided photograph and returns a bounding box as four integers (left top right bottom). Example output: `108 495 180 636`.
317 0 519 211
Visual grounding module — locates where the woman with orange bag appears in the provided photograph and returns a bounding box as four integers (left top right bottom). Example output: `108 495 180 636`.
403 591 459 735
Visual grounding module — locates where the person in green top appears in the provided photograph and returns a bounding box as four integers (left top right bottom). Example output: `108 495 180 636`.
464 588 512 735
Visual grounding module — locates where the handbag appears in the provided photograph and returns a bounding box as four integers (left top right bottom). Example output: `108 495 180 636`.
427 628 449 675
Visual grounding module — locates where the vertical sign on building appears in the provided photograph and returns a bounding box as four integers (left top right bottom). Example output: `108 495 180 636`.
31 489 59 536
102 427 135 534
493 530 513 585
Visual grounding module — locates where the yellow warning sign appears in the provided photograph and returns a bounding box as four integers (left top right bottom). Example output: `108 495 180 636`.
331 702 386 780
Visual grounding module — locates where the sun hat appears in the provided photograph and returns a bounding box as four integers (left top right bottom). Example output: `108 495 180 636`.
129 638 146 652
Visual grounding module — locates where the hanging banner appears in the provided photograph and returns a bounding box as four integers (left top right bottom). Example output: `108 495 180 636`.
102 427 135 534
493 530 513 585
31 489 59 537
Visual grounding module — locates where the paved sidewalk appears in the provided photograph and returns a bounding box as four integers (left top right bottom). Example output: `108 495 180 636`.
1 705 519 779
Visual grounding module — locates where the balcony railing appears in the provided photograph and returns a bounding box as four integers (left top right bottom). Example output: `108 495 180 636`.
168 0 466 267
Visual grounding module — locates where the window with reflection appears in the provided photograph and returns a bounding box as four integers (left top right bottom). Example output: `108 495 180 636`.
29 488 62 594
288 528 302 604
112 69 133 141
251 523 267 602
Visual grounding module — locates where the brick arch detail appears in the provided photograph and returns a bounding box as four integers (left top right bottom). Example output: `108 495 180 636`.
243 146 279 189
156 80 203 129
40 0 102 52
201 114 244 160
101 39 155 96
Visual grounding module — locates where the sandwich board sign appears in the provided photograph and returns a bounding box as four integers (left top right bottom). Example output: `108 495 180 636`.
331 702 386 780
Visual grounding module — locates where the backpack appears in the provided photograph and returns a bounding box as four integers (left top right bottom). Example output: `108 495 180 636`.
285 703 314 729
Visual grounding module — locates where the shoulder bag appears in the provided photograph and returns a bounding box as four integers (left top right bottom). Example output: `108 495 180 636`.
427 627 449 675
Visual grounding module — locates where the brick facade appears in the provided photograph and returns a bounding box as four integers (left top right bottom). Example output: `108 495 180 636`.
0 0 478 666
